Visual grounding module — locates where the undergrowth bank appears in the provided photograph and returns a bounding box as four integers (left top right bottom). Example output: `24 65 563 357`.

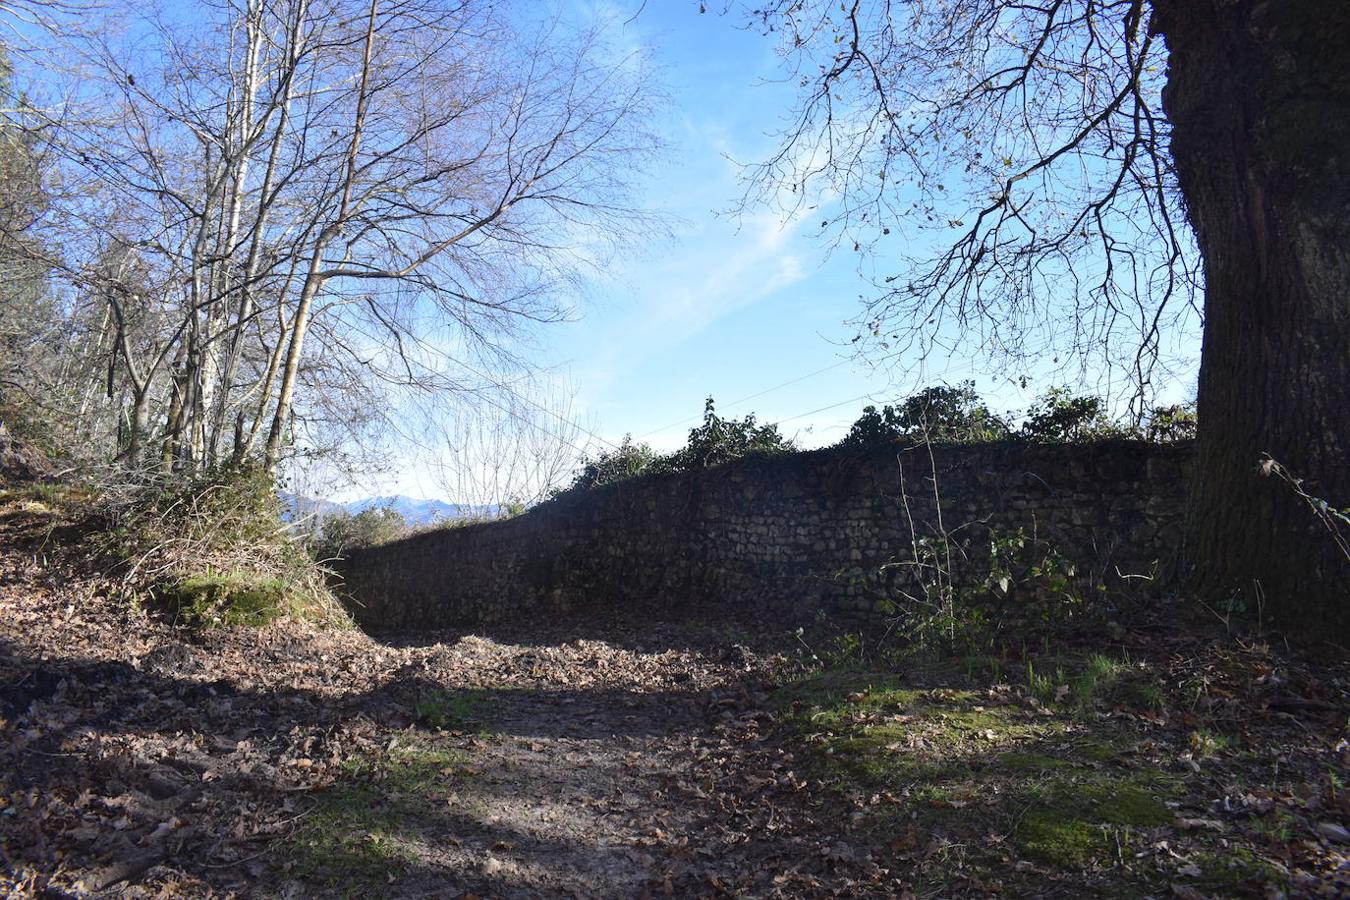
337 440 1192 630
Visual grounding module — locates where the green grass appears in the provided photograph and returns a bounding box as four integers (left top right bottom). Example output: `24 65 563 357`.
1189 845 1287 892
1015 780 1174 867
775 657 1186 894
412 689 486 731
1015 651 1174 720
156 572 293 627
1188 728 1231 758
285 742 469 893
0 481 72 509
998 750 1072 772
1024 659 1063 705
289 783 415 891
14 482 63 501
1073 653 1124 703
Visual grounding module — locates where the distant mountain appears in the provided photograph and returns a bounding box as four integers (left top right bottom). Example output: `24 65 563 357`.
279 493 345 524
344 495 497 525
281 492 496 526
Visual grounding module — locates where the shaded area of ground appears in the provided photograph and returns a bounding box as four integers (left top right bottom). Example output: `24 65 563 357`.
0 496 894 896
1 492 1348 897
774 656 1349 897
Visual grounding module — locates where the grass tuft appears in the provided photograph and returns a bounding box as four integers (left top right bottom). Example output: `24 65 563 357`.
99 464 351 628
412 689 485 731
286 742 469 892
155 573 292 627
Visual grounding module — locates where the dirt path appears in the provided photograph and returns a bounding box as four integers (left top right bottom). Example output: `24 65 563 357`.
305 631 888 898
0 500 893 897
7 498 1346 898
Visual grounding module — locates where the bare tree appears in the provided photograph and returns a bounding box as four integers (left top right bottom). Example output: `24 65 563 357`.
742 1 1349 634
430 377 589 512
8 0 659 479
742 0 1196 399
0 1 87 39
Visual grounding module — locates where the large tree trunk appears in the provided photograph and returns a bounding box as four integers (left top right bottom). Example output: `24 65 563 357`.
1155 0 1349 641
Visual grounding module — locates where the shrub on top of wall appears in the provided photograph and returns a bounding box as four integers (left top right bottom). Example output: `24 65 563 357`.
837 384 1198 449
654 397 794 472
1019 388 1125 442
557 398 795 498
839 381 1011 447
1018 391 1198 443
1144 403 1198 442
311 504 409 561
556 386 1195 500
568 436 659 491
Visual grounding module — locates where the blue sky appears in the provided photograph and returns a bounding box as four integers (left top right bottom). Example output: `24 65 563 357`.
5 0 1198 502
335 1 1199 500
527 3 1199 450
534 2 1019 452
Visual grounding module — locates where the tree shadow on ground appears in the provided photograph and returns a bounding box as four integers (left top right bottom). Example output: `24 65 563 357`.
0 632 776 896
364 600 813 659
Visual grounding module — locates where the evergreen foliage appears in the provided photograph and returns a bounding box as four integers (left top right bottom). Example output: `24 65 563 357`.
559 398 795 496
312 505 408 561
840 381 1010 446
656 398 794 473
1020 389 1123 442
567 436 658 491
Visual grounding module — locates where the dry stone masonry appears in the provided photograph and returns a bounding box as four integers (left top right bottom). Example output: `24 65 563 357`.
337 440 1192 631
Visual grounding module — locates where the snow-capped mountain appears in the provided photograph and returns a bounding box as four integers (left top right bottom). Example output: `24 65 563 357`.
281 492 496 526
343 495 497 525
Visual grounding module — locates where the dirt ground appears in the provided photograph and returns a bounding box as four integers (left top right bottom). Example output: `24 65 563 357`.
0 497 897 897
2 494 1347 898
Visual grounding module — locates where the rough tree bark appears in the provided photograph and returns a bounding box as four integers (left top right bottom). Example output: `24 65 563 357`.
1155 0 1349 639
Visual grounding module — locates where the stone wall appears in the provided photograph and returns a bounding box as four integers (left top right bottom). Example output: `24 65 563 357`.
336 440 1193 631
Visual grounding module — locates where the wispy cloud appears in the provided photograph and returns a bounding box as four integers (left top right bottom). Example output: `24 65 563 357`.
579 207 809 383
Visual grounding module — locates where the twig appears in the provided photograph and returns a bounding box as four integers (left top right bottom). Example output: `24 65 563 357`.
1260 455 1350 562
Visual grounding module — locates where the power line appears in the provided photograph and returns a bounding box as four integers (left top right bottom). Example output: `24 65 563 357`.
634 350 993 446
771 392 878 427
324 311 624 454
756 348 1012 437
453 388 596 458
335 303 1170 466
636 358 854 440
451 357 623 452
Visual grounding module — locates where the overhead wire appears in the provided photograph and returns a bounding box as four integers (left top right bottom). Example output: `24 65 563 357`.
322 308 625 453
636 357 854 440
319 300 1180 469
771 392 880 427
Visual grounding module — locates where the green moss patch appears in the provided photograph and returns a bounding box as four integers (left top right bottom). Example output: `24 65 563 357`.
1189 846 1285 892
997 751 1071 773
412 689 486 731
0 481 69 506
776 663 1196 893
288 782 416 891
285 742 469 891
776 671 927 718
156 573 292 627
1016 781 1174 867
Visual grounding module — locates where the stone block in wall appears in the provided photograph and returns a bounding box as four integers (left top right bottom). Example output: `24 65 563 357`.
336 440 1193 631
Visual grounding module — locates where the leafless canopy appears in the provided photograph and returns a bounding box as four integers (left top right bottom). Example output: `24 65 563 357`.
746 0 1200 408
1 0 659 482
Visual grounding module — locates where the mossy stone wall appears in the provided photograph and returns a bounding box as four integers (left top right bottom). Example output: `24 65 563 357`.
336 440 1192 631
